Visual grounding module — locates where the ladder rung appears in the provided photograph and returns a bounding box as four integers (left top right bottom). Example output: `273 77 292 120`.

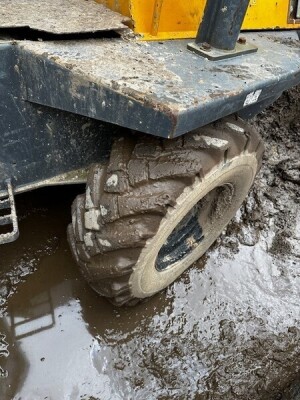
0 180 19 245
0 214 12 226
0 198 10 210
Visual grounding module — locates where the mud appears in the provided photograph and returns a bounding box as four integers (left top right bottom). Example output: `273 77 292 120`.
0 87 300 399
0 0 129 35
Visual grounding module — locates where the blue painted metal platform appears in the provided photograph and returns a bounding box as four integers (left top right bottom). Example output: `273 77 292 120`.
17 31 300 138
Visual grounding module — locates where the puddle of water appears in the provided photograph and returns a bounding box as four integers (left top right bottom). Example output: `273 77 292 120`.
0 227 169 400
0 187 169 399
0 183 299 400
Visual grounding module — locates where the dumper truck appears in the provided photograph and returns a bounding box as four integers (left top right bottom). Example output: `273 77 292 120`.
1 0 300 305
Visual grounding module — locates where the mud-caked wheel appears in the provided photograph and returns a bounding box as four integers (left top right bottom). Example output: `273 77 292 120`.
67 116 264 306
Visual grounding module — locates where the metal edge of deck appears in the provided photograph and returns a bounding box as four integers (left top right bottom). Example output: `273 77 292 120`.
13 32 300 138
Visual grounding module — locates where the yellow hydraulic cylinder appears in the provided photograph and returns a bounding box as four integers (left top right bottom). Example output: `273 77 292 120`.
97 0 300 40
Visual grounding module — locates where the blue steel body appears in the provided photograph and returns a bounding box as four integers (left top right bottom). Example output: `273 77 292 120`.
0 31 299 194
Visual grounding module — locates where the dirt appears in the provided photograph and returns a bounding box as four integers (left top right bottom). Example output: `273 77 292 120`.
0 87 300 399
0 0 129 35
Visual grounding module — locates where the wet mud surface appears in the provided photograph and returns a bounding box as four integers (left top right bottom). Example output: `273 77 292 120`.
0 87 300 399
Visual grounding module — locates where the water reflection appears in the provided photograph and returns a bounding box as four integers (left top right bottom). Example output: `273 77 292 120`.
9 290 55 340
0 240 168 400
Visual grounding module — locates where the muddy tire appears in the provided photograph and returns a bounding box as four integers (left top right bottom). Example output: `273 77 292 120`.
67 116 264 306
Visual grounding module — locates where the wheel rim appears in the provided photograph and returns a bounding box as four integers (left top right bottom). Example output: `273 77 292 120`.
155 184 234 272
129 155 258 298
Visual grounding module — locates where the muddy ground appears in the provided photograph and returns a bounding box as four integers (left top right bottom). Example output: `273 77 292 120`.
0 87 299 399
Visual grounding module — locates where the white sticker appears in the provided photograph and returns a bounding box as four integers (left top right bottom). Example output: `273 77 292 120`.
243 89 262 107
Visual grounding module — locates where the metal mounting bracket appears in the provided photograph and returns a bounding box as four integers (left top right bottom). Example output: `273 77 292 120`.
0 179 19 245
187 41 257 61
188 0 258 61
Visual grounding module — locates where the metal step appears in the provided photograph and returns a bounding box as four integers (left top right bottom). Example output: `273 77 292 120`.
0 180 19 245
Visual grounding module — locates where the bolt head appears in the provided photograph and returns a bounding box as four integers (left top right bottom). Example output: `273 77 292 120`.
238 37 247 45
201 42 211 51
